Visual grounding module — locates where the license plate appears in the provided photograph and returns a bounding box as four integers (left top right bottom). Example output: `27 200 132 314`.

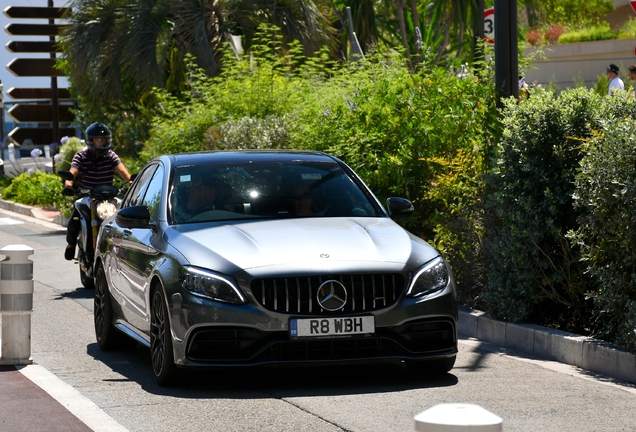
289 316 375 339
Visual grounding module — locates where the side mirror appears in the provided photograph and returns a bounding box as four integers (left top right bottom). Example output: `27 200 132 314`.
386 197 414 221
116 206 150 229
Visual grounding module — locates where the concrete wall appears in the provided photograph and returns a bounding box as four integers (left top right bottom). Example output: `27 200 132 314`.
524 38 636 91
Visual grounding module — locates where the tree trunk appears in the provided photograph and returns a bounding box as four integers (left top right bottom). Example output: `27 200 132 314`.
409 0 421 64
396 0 412 69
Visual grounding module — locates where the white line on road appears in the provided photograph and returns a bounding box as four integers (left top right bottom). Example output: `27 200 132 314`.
17 364 129 432
0 217 24 225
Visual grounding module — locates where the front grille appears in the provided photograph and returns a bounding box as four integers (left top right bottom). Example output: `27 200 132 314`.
185 318 456 363
251 273 405 315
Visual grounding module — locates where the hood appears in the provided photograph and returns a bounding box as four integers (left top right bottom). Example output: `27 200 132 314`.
167 218 437 273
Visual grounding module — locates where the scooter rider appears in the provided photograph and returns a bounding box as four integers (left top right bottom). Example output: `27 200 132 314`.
63 122 132 260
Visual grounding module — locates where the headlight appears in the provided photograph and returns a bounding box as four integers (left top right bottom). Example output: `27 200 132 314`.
96 200 118 220
181 267 246 304
407 257 449 297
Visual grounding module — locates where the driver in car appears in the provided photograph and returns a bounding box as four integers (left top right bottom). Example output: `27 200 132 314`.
174 172 221 222
186 175 218 215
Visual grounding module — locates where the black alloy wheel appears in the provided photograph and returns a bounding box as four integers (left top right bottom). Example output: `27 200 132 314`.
94 264 125 350
150 288 178 386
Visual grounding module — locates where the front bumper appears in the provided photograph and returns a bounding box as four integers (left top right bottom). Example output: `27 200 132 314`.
170 283 458 368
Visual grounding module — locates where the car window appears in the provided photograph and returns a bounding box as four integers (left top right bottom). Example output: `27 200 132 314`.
170 160 381 224
141 165 164 219
122 165 158 208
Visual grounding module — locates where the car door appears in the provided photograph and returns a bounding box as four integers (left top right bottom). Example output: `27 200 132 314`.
116 163 165 331
103 165 156 302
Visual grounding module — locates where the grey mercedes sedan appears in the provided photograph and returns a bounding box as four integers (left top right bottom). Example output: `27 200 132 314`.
94 150 458 385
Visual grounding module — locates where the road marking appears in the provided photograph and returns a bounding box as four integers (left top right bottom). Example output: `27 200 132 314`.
17 364 129 432
0 217 25 225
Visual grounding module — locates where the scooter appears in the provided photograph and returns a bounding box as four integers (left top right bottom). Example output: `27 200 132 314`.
58 170 122 289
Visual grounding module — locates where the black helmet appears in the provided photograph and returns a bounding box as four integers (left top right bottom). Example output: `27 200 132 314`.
85 122 112 156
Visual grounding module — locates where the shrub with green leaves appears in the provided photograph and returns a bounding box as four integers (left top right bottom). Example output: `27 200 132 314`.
141 38 322 161
288 53 498 241
1 171 65 208
483 88 603 332
55 137 85 172
426 149 487 308
203 115 290 150
569 114 636 352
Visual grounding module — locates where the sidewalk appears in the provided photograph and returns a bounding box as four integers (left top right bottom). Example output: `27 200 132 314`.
0 365 92 432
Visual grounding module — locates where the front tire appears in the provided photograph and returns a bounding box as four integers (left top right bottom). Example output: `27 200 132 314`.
79 247 94 289
94 264 131 350
80 266 94 289
150 287 178 386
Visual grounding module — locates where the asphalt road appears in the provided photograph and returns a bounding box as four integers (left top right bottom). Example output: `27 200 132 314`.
1 208 635 432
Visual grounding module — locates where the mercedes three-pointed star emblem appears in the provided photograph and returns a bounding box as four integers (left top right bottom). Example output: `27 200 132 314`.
316 280 347 311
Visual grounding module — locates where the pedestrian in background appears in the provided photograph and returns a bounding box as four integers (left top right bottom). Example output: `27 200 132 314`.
606 63 624 95
628 65 636 96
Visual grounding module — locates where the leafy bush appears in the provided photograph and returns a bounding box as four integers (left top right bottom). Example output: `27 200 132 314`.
482 88 602 332
55 136 85 172
141 38 321 161
527 0 613 29
558 22 617 44
617 17 636 39
426 149 487 307
288 52 498 241
203 115 290 150
569 107 636 352
1 171 66 208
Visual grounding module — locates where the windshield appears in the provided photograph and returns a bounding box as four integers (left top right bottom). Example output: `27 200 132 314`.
170 160 381 224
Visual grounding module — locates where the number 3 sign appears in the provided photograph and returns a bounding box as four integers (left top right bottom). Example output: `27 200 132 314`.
484 7 495 44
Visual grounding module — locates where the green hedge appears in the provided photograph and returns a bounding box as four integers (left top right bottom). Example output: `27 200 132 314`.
485 88 636 349
483 88 603 333
569 97 636 352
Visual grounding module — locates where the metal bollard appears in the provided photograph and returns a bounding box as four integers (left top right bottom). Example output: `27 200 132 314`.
414 403 503 431
0 244 34 365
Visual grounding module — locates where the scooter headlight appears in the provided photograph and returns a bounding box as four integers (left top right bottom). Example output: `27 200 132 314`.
96 201 118 220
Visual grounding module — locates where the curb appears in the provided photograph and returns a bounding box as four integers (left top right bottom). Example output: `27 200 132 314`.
459 306 636 384
0 199 68 226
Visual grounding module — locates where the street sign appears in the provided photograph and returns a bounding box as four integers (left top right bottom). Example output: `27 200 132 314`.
6 58 63 77
6 41 59 53
484 7 495 44
631 1 636 14
8 127 76 145
4 23 67 36
3 6 71 19
8 104 75 123
7 87 71 100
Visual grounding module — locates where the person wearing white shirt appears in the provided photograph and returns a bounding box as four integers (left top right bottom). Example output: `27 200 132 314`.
606 63 624 95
